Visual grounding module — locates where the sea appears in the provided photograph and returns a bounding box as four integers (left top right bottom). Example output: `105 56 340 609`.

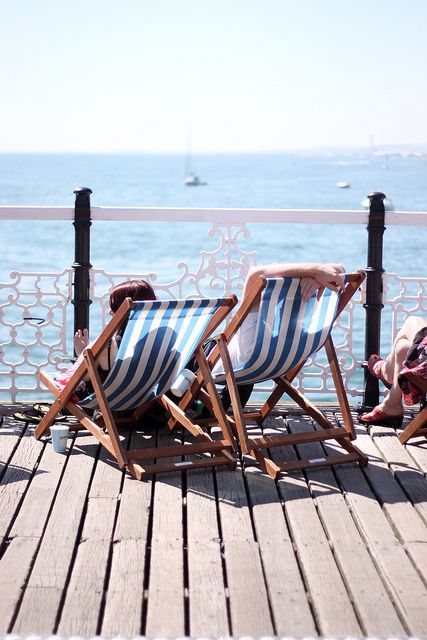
0 151 426 401
1 151 427 283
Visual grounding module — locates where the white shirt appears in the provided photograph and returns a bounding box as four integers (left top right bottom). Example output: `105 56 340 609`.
212 310 258 375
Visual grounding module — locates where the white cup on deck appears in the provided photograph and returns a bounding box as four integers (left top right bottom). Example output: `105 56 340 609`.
50 424 69 453
170 368 196 397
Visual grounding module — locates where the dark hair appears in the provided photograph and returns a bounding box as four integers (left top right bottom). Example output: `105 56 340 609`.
109 279 156 314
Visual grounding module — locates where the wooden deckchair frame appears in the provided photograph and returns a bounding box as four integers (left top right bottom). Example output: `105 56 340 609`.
175 271 368 480
398 373 427 444
35 295 238 480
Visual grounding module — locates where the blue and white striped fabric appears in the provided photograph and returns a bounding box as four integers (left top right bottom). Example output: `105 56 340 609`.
80 298 226 411
213 278 340 385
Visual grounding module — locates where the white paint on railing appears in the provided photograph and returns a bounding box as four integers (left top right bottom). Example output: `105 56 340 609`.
1 205 427 226
0 206 74 220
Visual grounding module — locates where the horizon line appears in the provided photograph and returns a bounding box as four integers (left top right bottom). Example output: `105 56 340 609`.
0 142 427 156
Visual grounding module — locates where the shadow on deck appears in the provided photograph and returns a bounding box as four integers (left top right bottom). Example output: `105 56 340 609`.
0 402 426 638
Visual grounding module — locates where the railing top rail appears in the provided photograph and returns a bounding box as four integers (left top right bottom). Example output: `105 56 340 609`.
0 205 427 226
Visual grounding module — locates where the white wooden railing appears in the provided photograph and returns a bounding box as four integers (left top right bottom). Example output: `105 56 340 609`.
1 205 426 403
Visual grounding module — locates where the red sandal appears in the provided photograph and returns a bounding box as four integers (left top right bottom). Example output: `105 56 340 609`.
367 354 392 390
358 405 403 427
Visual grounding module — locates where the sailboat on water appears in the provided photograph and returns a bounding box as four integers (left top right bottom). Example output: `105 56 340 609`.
184 128 207 186
185 173 207 186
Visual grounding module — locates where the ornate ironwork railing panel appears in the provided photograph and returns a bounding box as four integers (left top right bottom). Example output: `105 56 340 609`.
0 222 367 402
1 203 426 403
383 274 427 344
0 269 74 402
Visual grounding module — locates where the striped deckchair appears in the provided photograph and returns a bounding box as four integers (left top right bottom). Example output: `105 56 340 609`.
35 295 238 479
175 271 368 479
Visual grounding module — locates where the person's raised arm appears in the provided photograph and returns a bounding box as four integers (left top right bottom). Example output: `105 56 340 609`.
241 263 345 304
74 328 89 356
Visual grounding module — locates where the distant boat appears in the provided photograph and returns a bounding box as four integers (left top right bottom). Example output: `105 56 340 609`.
337 181 350 188
361 197 394 211
184 172 207 187
184 127 207 186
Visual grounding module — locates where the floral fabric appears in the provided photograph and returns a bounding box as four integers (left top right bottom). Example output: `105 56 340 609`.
398 326 427 405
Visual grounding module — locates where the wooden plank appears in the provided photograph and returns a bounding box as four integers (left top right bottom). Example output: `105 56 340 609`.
102 537 146 635
12 434 99 634
215 459 274 636
0 425 73 633
335 457 427 635
186 465 229 637
274 418 362 636
57 432 127 636
144 430 185 637
1 401 426 638
401 422 427 474
101 426 154 637
342 416 427 578
0 413 27 474
0 425 44 544
0 536 39 633
57 499 117 635
288 418 405 636
10 439 68 538
370 424 427 525
244 436 317 637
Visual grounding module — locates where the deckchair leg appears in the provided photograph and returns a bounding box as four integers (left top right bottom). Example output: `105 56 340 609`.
36 372 78 439
253 362 305 424
194 343 237 447
215 334 251 454
36 298 134 440
398 407 427 444
158 395 236 467
324 337 356 439
278 378 336 430
83 349 128 468
35 371 138 468
251 448 282 480
254 378 288 423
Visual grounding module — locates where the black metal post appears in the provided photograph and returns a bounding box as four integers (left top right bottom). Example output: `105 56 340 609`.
363 191 386 408
72 187 92 352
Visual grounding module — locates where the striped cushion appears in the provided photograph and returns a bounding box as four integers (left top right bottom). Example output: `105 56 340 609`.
81 298 226 411
214 278 340 385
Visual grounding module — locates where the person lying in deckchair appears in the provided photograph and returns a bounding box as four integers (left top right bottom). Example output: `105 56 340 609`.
55 279 157 403
185 262 347 413
35 281 238 479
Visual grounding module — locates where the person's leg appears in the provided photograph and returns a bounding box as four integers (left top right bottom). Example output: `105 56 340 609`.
217 383 254 412
378 335 411 416
380 316 426 384
360 315 426 425
186 339 254 415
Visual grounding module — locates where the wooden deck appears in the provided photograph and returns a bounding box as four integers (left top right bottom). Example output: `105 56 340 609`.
0 401 427 638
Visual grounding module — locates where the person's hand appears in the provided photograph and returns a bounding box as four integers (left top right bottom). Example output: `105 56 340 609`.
74 328 88 356
313 263 345 293
300 277 321 302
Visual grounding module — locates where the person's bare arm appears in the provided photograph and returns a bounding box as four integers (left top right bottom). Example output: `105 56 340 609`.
74 328 89 356
242 263 345 303
74 329 117 375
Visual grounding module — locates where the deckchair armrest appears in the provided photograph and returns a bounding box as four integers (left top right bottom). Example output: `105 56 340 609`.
345 269 366 284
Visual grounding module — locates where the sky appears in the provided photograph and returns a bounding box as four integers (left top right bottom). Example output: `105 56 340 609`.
1 0 426 154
